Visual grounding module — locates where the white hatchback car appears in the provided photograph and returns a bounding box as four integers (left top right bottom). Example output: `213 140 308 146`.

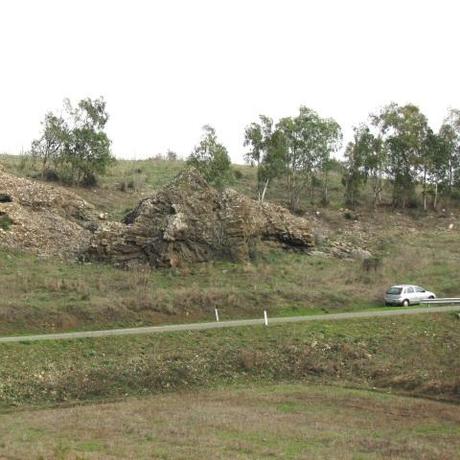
384 285 436 306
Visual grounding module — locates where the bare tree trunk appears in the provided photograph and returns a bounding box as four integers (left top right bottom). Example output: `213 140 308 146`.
287 172 299 212
323 169 329 205
372 175 380 209
260 179 269 203
309 175 315 204
433 182 438 209
423 168 427 211
377 172 383 205
286 173 292 209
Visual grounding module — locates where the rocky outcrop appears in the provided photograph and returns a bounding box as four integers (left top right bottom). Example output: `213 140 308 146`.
88 169 314 267
0 164 96 256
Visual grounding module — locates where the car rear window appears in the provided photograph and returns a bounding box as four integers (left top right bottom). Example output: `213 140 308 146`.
387 287 402 295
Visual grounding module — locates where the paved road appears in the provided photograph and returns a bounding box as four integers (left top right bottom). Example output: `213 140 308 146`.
0 305 459 344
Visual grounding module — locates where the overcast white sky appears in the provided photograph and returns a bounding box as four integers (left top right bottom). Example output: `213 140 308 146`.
0 0 459 163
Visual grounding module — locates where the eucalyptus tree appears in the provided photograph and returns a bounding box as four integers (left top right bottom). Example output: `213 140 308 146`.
31 112 68 177
371 103 429 207
439 109 460 191
257 127 288 202
243 115 276 201
31 97 114 186
187 125 232 187
343 124 386 209
422 129 451 209
276 106 342 211
63 97 113 185
343 125 376 208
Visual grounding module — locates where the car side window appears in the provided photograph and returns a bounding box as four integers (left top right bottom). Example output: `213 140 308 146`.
407 287 414 294
415 287 425 293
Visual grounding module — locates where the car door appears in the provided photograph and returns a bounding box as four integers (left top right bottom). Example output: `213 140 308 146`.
406 286 416 303
414 286 426 302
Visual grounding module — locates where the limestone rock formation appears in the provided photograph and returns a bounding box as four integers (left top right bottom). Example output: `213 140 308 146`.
0 165 95 256
88 169 314 267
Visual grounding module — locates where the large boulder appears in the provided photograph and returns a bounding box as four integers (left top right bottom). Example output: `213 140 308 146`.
88 169 314 267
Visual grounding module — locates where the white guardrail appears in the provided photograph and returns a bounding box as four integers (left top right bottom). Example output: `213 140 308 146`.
420 298 460 305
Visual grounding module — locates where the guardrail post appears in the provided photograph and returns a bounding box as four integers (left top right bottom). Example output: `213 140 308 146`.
215 308 219 322
264 310 268 326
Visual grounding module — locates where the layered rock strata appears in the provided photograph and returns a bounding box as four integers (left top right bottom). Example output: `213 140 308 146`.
88 169 314 267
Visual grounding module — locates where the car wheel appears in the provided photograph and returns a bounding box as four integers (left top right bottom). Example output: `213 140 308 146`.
402 299 410 307
428 296 435 300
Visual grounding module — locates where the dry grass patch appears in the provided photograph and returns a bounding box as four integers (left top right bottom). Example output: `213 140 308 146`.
0 384 459 459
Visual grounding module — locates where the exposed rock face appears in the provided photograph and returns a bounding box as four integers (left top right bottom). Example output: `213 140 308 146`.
0 165 95 256
88 169 314 267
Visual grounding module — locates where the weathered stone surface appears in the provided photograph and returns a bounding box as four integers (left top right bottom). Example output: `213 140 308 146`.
0 166 95 256
88 169 314 267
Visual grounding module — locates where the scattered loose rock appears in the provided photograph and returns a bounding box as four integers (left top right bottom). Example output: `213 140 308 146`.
0 166 96 256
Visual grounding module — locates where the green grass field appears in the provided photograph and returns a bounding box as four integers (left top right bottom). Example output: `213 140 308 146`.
1 383 459 459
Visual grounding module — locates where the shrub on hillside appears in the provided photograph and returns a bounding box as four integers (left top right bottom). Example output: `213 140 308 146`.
0 213 13 231
187 125 233 187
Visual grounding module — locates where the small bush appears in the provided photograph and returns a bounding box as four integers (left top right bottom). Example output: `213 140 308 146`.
81 172 98 188
17 152 37 176
118 174 146 192
0 213 13 231
43 169 60 182
313 230 326 248
166 150 177 161
233 169 243 179
362 256 382 273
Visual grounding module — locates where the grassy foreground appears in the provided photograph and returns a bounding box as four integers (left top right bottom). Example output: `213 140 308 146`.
1 383 459 459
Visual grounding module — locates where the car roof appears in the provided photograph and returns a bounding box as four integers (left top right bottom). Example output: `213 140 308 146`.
391 284 421 288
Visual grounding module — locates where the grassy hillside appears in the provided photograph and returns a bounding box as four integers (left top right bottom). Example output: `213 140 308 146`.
1 226 459 335
0 154 346 217
0 154 459 335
